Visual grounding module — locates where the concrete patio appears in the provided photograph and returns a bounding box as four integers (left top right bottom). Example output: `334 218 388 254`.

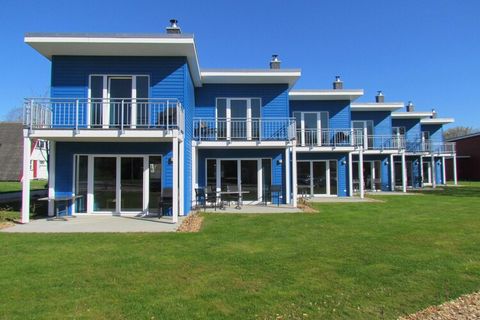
201 204 302 214
1 215 184 233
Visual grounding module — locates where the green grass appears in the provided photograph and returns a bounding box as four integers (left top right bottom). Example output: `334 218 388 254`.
1 183 480 319
0 180 47 193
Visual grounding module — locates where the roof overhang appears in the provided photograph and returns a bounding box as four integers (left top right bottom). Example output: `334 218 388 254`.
24 32 202 86
420 118 455 125
201 69 301 88
391 112 433 119
289 89 364 101
351 102 404 112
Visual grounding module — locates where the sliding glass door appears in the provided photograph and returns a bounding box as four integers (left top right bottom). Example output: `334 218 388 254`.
93 157 117 211
297 160 337 196
121 157 144 211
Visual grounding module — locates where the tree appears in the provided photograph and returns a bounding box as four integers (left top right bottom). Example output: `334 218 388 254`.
2 107 23 123
443 126 475 140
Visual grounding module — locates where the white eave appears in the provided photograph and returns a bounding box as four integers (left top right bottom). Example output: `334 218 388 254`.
420 118 455 125
288 89 364 101
351 102 404 112
201 69 301 88
391 111 433 119
24 33 202 87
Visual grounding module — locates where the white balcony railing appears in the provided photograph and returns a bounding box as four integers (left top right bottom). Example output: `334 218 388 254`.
24 98 184 133
193 118 296 141
364 135 406 150
296 128 364 147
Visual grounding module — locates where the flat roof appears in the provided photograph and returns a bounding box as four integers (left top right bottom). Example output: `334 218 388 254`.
420 118 455 125
447 131 480 142
24 32 202 86
391 111 433 119
289 89 364 101
201 69 302 87
351 102 404 112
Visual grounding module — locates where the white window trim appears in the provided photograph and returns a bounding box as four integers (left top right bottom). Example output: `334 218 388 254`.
215 97 262 141
296 159 338 196
293 111 329 146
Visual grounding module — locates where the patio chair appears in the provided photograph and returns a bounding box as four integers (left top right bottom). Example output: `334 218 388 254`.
271 185 282 206
195 188 207 211
158 188 173 218
206 186 218 211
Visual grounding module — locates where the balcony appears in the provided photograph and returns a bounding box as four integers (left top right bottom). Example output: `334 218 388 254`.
296 128 363 147
193 118 296 142
23 98 184 133
405 139 456 154
364 135 405 150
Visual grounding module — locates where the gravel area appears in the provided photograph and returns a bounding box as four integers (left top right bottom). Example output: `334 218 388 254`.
177 213 203 232
399 292 480 320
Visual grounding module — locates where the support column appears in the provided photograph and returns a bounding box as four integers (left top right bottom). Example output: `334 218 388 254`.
441 156 446 185
48 141 56 216
172 137 179 223
285 147 290 204
191 145 197 209
420 156 424 188
21 133 31 224
401 151 407 193
292 144 297 207
179 140 184 216
359 147 364 199
431 154 436 188
390 154 395 191
453 154 458 185
348 152 353 196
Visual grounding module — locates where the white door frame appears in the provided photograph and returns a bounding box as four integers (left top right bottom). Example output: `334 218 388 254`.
216 98 261 140
296 160 337 196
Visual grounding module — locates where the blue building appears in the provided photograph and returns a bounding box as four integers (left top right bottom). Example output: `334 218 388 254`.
19 20 458 223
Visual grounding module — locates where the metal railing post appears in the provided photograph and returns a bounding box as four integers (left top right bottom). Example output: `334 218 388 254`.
75 99 79 133
120 99 124 133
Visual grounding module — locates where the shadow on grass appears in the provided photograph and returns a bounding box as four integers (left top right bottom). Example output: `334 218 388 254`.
415 186 480 198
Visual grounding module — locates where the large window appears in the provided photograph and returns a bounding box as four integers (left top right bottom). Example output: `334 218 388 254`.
215 98 262 140
293 111 329 146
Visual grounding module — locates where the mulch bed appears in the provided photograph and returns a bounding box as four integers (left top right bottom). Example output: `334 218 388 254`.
177 213 204 232
399 292 480 320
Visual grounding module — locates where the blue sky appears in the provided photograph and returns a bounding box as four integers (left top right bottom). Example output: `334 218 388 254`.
1 0 479 128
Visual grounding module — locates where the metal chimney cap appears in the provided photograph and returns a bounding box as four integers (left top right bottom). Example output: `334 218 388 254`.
377 90 384 96
170 19 178 27
335 75 342 82
271 54 280 62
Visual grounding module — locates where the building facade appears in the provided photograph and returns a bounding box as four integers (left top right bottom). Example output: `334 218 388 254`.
446 132 480 181
19 21 457 223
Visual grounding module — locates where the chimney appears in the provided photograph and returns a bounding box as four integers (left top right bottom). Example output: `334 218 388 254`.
333 76 343 90
269 54 281 69
406 101 415 112
431 108 437 118
166 19 181 34
375 90 384 103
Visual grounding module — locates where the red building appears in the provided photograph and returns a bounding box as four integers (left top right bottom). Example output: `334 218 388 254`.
446 132 480 181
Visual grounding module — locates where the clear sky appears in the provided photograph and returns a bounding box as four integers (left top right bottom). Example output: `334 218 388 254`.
1 0 479 128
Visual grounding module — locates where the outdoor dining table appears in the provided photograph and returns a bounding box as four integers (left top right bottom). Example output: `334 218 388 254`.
218 191 250 209
38 195 83 220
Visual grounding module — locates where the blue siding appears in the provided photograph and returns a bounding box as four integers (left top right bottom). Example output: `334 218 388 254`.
392 119 421 141
290 100 351 129
296 152 349 196
356 154 392 192
195 84 289 119
197 149 286 203
51 56 188 127
412 157 421 188
55 142 173 213
352 111 392 136
435 157 443 184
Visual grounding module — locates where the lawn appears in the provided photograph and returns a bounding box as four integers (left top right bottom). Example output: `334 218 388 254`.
0 180 47 193
1 183 479 319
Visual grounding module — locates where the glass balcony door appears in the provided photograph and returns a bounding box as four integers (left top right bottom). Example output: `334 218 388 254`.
216 98 261 140
109 77 132 128
297 160 337 196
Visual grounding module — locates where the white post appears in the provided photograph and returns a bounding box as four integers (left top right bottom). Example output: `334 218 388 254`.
390 154 395 191
191 145 197 209
359 147 364 199
143 156 149 214
348 152 353 196
442 156 446 185
131 77 137 129
285 147 291 204
21 133 31 224
179 140 184 216
48 141 56 216
401 151 407 193
420 156 424 188
172 137 179 223
87 155 94 213
453 154 458 185
292 144 297 207
431 154 436 188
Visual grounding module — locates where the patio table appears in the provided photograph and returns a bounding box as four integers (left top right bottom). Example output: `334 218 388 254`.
218 191 250 209
38 195 83 221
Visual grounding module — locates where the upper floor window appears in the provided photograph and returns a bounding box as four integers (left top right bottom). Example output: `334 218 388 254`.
392 126 406 136
293 111 329 131
216 98 261 119
352 120 373 135
421 131 430 140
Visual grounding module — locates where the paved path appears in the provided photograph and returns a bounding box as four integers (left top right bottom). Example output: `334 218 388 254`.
1 215 183 233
